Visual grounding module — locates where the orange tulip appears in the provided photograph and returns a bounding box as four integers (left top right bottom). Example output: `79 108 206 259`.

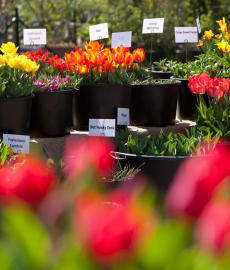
133 48 145 62
113 53 125 64
125 52 133 66
112 46 130 55
85 41 104 52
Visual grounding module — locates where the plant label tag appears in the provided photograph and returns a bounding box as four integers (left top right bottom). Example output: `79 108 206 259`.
23 29 46 45
88 119 115 137
89 23 109 41
117 108 130 125
111 31 132 48
196 17 202 34
142 18 164 34
174 27 198 43
3 134 30 154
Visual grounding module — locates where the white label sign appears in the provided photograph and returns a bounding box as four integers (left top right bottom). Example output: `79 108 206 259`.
142 18 164 34
174 27 198 43
89 23 109 41
88 119 115 137
196 17 202 34
117 108 130 125
23 29 46 45
111 31 132 48
3 134 30 154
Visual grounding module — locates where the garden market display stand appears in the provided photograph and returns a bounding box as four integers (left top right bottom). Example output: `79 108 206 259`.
29 119 195 167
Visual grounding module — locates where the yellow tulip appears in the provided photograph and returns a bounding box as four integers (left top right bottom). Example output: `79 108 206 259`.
215 40 228 52
215 34 222 39
0 55 5 66
0 42 18 55
216 17 227 27
220 25 227 34
197 40 203 48
203 30 214 40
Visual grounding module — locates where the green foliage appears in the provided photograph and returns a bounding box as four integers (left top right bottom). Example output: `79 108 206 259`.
117 127 219 157
153 59 177 72
194 95 230 141
0 141 11 166
0 64 41 98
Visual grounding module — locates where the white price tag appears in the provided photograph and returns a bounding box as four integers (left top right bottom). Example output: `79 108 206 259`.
89 23 109 41
3 134 30 154
142 18 164 34
196 17 202 34
111 31 132 48
117 108 130 125
174 27 198 43
23 29 46 45
88 119 115 137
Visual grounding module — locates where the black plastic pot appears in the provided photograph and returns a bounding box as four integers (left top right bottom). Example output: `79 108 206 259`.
32 90 73 137
175 78 209 121
73 84 132 130
0 96 32 138
130 80 181 127
112 152 186 191
146 67 172 79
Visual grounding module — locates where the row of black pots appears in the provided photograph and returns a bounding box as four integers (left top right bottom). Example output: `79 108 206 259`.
0 78 200 138
0 90 74 139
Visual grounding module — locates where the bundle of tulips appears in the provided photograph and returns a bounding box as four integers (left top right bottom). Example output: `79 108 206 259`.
189 72 230 140
188 72 230 98
0 42 41 98
25 49 67 75
64 40 146 84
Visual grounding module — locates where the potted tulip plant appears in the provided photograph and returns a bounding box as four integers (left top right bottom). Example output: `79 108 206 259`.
146 59 175 79
64 41 145 130
0 42 40 138
188 72 230 141
130 77 181 127
26 49 78 137
114 127 219 191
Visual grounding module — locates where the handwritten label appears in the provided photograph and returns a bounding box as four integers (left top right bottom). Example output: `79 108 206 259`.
88 119 115 137
142 18 164 34
174 27 198 43
111 31 132 48
3 134 30 154
196 17 202 34
117 108 130 125
89 23 109 41
23 29 46 45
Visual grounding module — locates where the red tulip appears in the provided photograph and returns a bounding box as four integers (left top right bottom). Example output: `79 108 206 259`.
197 72 210 87
195 200 230 253
165 144 230 219
219 79 230 93
64 137 115 178
188 75 206 94
0 156 57 207
73 189 149 262
207 78 223 97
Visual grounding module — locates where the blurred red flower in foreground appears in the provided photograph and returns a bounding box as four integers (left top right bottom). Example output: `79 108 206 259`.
64 137 115 178
165 144 230 219
74 189 149 262
0 156 57 207
195 200 230 253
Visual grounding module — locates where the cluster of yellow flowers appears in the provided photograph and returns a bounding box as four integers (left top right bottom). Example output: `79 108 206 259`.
0 42 39 74
197 17 230 53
